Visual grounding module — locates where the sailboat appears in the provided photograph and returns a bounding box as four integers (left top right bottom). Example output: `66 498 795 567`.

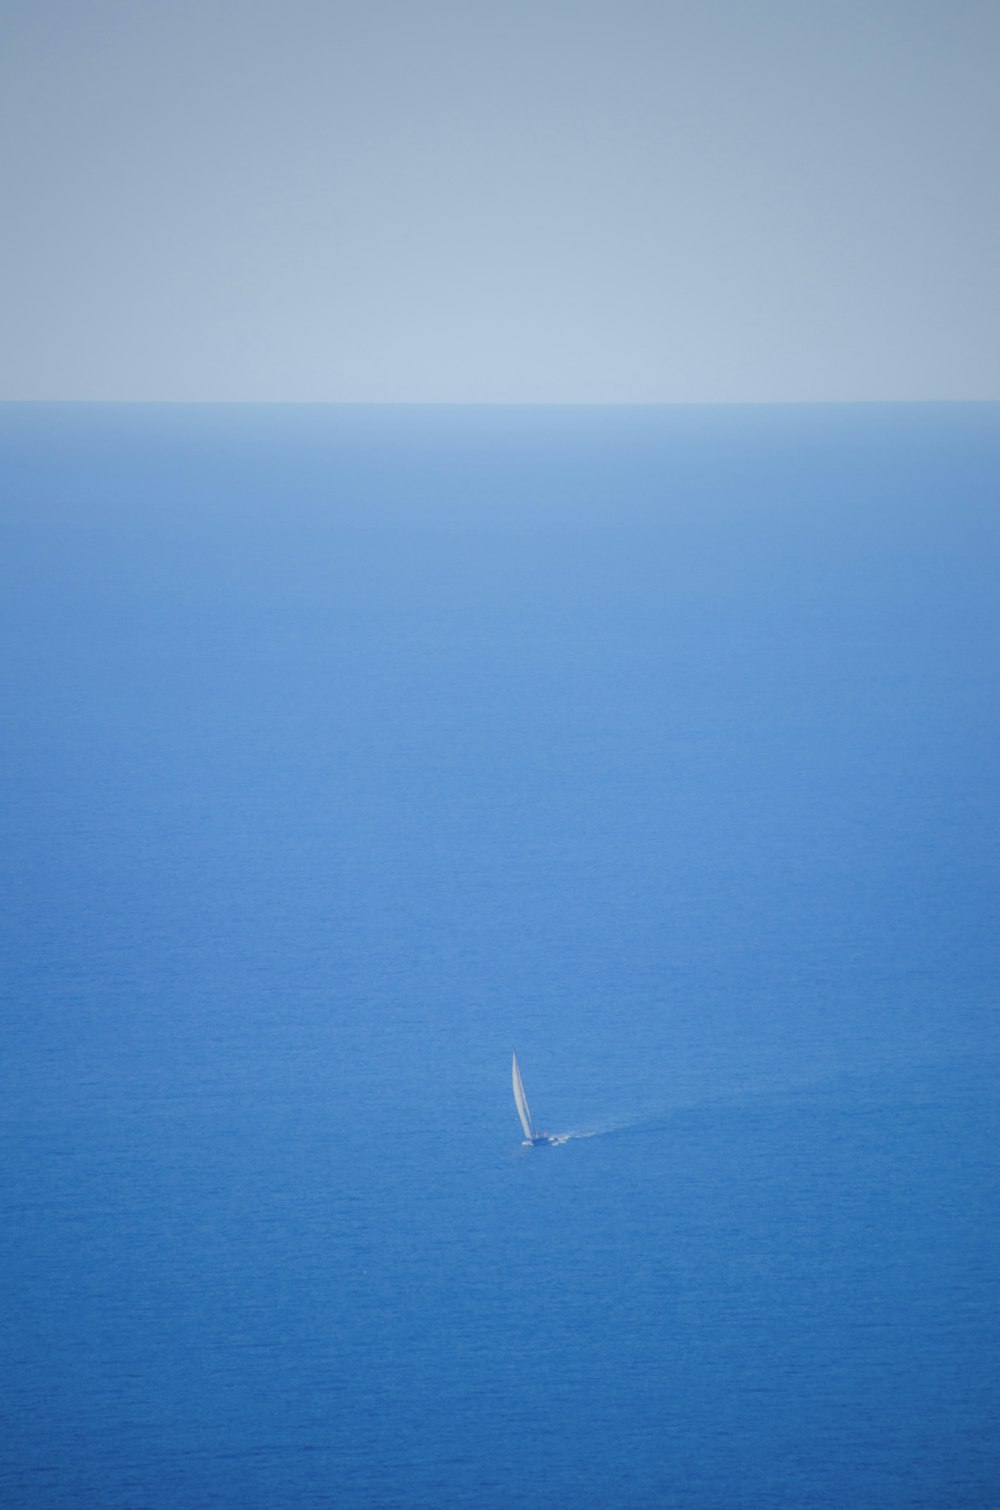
512 1051 556 1146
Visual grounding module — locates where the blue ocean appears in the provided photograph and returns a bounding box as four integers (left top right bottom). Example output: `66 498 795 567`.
1 403 997 1508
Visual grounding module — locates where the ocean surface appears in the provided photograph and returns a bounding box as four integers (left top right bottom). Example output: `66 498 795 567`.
1 402 997 1509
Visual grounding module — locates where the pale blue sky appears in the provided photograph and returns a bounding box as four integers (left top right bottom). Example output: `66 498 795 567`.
1 0 997 401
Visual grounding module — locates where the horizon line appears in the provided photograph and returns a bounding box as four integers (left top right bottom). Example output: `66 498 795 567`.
2 397 998 409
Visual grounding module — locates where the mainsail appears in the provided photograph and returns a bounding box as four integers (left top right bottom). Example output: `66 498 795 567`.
511 1051 536 1141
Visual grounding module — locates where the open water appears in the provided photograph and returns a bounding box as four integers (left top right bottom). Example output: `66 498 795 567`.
1 403 998 1508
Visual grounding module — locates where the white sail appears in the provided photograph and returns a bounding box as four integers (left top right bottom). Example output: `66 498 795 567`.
512 1051 536 1141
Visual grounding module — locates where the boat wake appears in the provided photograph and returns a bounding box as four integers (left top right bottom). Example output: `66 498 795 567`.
561 1119 637 1141
518 1123 628 1148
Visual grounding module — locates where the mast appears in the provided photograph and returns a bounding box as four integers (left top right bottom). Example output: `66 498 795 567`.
512 1051 536 1141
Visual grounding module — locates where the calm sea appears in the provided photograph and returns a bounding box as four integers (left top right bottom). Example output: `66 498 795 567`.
1 403 997 1508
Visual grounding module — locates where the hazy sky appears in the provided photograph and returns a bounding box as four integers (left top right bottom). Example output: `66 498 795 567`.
1 0 997 402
